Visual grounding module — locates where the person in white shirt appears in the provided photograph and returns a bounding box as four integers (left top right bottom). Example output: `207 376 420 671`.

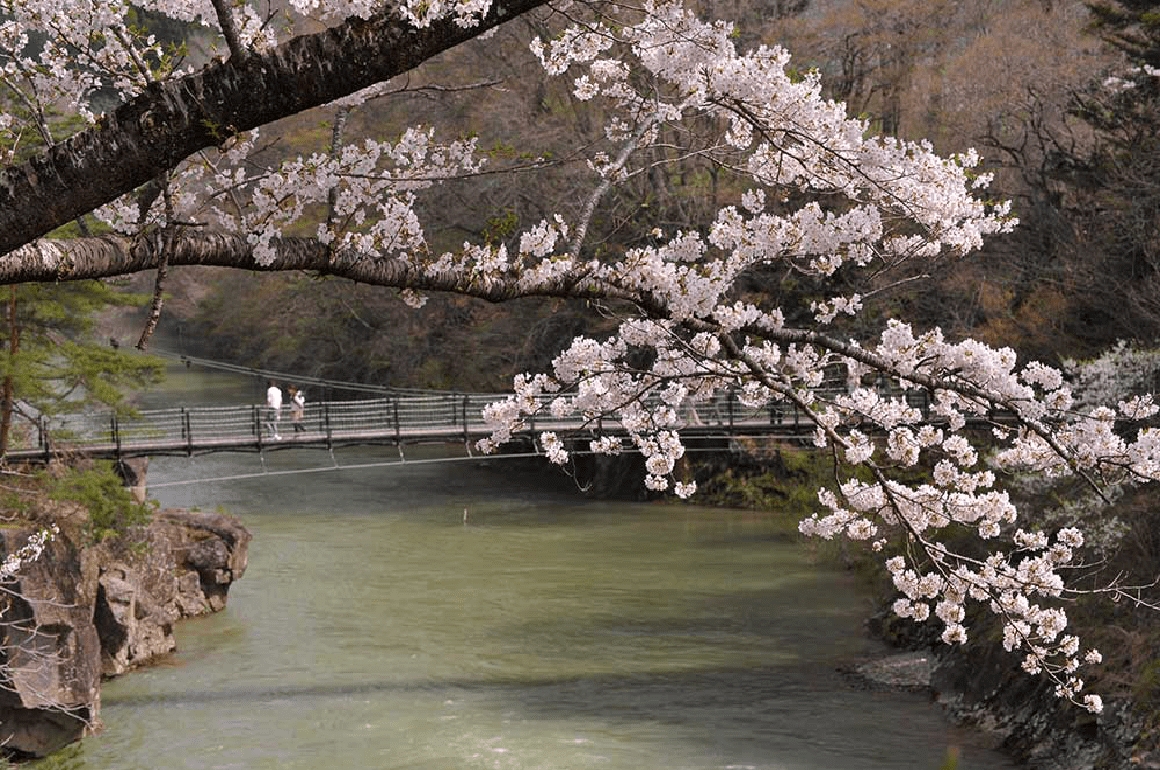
266 381 283 439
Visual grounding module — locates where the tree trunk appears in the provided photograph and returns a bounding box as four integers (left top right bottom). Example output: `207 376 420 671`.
0 286 21 456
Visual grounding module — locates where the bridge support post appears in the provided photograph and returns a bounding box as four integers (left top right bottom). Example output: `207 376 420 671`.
111 414 122 457
324 401 333 450
393 399 400 445
38 416 50 462
462 395 469 446
182 408 193 456
253 404 264 450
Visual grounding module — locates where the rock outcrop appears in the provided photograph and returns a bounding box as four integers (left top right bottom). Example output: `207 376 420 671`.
0 509 250 758
931 645 1157 770
867 609 1159 769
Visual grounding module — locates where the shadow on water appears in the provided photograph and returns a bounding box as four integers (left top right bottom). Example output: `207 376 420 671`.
98 659 984 770
101 662 828 709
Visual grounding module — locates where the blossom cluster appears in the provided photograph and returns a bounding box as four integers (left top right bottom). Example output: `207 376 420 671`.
0 0 181 155
0 525 59 581
0 0 502 163
96 126 485 267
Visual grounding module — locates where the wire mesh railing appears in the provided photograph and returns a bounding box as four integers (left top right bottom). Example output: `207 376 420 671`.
5 385 950 460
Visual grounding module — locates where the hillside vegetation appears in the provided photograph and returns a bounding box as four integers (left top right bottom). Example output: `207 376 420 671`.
141 0 1152 386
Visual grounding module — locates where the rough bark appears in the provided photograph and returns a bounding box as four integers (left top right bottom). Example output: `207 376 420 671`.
0 232 631 304
0 286 20 455
0 0 549 257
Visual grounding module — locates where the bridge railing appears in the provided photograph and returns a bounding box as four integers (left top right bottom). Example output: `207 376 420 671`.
17 384 940 458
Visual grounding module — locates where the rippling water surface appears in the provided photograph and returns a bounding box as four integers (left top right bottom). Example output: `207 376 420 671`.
37 366 1017 770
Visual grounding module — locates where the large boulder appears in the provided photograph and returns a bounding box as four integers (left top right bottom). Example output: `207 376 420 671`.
157 510 251 613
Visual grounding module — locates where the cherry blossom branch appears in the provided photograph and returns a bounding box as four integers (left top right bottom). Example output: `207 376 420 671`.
136 182 176 350
568 105 664 257
209 0 250 62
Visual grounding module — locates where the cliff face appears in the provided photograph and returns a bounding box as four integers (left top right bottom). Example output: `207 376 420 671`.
931 645 1156 770
0 509 250 758
866 610 1159 770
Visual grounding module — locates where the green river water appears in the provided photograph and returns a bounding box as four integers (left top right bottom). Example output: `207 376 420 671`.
35 366 1019 770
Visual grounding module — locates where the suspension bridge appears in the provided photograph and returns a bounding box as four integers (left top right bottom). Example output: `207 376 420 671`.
2 350 944 464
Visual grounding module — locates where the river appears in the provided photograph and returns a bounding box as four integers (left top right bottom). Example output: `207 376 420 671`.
36 364 1018 770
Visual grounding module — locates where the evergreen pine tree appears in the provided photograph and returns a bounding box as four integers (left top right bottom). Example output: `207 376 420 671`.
0 281 163 455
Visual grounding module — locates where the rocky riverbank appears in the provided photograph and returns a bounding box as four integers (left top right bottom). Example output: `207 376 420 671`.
930 645 1156 770
0 509 250 758
855 611 1160 770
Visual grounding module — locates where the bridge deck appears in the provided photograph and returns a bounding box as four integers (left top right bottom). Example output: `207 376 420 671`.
6 392 846 461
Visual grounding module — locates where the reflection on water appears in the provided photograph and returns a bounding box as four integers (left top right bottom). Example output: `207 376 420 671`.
35 364 1017 770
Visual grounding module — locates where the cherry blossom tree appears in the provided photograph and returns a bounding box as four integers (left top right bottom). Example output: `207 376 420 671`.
1 0 1157 715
